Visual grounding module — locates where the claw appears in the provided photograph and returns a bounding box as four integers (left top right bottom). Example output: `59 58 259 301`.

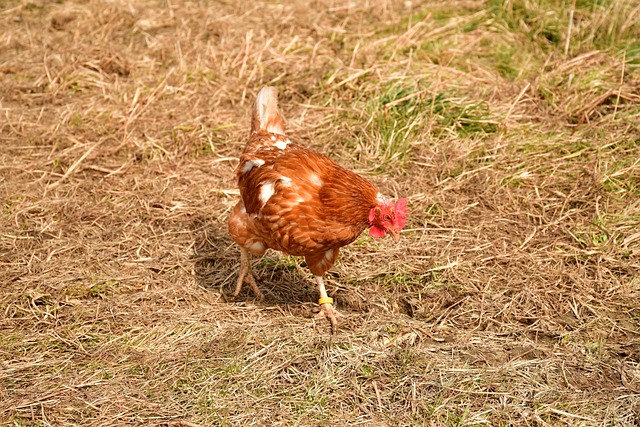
232 247 264 300
233 268 264 300
314 303 343 334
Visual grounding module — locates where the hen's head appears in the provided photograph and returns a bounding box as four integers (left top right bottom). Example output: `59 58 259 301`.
368 197 408 242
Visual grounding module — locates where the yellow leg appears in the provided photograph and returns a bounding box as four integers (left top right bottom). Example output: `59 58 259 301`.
313 275 343 333
232 247 264 300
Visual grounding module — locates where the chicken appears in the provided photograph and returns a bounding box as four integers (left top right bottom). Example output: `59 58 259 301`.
227 86 407 332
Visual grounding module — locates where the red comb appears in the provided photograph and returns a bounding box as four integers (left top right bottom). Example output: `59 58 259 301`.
395 198 408 229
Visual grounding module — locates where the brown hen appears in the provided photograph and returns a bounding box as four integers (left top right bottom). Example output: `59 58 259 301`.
228 87 407 332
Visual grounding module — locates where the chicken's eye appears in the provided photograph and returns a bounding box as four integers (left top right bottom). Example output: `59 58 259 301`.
383 215 391 221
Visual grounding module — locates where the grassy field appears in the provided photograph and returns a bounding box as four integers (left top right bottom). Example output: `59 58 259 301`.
1 0 640 425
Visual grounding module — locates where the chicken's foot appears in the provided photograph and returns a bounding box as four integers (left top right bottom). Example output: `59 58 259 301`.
313 275 343 333
232 247 264 300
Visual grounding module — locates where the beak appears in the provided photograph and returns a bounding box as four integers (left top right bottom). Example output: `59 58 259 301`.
389 228 400 243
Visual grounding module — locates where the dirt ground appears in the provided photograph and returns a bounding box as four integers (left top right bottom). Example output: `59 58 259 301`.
1 0 640 425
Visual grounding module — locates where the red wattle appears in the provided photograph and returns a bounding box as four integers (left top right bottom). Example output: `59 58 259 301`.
369 226 386 238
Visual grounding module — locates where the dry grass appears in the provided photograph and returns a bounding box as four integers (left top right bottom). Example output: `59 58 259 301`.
2 0 640 425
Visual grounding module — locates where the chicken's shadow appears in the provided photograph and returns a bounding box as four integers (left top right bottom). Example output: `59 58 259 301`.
192 227 318 305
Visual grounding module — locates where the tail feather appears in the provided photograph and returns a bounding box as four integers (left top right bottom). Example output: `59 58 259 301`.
251 86 286 135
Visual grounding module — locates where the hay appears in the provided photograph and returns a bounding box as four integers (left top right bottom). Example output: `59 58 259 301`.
1 0 639 425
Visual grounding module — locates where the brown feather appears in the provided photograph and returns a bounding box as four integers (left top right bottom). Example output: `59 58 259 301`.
228 88 380 276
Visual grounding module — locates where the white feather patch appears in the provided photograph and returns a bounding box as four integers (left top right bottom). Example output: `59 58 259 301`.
248 241 266 253
259 180 275 206
241 158 265 174
308 172 323 187
274 138 290 150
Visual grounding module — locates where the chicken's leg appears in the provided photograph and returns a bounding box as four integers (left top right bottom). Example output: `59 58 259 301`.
313 275 343 333
232 247 264 300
